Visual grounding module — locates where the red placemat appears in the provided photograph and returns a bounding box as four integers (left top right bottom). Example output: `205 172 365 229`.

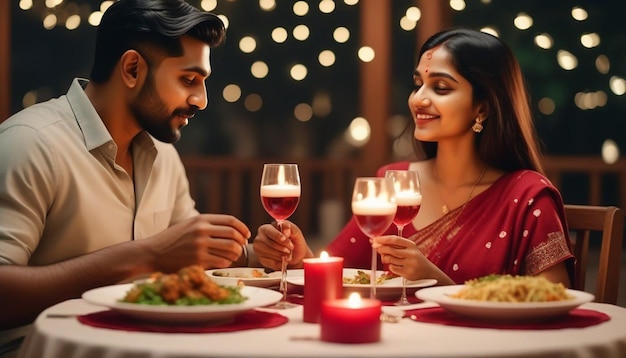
77 309 288 333
404 307 609 330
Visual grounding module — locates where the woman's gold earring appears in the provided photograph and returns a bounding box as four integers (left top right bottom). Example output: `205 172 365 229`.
472 117 484 133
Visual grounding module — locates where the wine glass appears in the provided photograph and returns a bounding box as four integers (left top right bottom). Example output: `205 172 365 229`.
385 170 422 305
351 177 397 299
260 163 301 309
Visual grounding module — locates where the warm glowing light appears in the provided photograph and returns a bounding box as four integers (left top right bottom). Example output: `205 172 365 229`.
406 6 421 21
290 64 308 81
200 0 217 11
534 33 553 49
100 1 113 12
251 61 269 79
344 0 359 5
333 27 350 43
88 11 103 26
609 76 626 96
320 251 330 259
65 14 80 30
45 0 62 8
345 117 371 146
449 0 466 11
574 91 607 110
347 292 362 307
259 0 276 11
244 94 263 112
43 14 57 30
22 90 37 108
400 16 417 31
294 103 313 122
312 92 332 117
571 7 588 21
514 13 533 30
538 98 556 115
19 0 33 10
293 1 309 16
602 140 620 165
480 27 499 37
293 25 310 41
239 36 257 53
271 27 288 43
557 50 577 70
319 0 335 13
223 84 242 103
580 33 600 48
217 15 229 29
318 50 336 67
595 55 610 74
358 46 375 62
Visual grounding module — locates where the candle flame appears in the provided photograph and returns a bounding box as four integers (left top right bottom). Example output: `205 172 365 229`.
348 292 362 307
320 251 329 259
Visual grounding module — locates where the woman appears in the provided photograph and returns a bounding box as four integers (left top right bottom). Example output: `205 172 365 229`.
253 28 575 287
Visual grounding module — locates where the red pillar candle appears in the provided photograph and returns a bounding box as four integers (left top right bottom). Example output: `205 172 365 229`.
320 293 382 344
303 252 344 323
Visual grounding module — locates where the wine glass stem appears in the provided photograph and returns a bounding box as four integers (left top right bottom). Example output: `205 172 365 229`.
370 243 377 299
277 221 288 301
397 225 408 303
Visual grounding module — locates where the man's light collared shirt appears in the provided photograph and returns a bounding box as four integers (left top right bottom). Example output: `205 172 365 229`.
0 78 198 265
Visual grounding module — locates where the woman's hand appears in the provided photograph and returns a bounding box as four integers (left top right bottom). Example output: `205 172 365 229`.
373 235 454 285
253 220 313 270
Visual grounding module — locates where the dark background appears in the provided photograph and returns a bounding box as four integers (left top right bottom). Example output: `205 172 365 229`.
9 0 626 160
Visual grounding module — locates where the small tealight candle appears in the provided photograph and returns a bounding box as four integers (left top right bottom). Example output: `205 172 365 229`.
320 293 382 344
303 252 344 323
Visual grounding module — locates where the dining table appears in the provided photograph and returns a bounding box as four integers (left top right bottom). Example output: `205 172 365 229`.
16 285 626 358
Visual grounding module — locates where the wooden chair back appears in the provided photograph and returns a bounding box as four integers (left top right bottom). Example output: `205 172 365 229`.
564 204 624 304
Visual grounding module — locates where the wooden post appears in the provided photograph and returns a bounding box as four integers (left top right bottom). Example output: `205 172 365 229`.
359 0 391 175
416 0 452 49
0 1 10 122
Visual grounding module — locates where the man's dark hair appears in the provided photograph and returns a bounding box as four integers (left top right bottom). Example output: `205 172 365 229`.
89 0 226 83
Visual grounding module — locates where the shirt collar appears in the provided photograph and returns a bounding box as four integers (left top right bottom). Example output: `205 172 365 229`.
66 78 113 151
65 78 157 154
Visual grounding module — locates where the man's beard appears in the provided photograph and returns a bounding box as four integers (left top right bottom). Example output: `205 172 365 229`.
130 74 197 143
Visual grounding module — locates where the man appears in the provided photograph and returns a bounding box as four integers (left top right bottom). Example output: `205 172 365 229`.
0 0 250 341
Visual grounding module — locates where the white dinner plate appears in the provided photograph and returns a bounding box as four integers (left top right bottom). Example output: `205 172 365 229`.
206 268 281 288
82 284 282 324
416 285 595 321
286 268 437 300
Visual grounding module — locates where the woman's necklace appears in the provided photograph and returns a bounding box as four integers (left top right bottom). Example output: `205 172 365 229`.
433 163 488 215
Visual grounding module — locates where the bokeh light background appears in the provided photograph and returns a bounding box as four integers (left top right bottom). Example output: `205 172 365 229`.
10 0 626 164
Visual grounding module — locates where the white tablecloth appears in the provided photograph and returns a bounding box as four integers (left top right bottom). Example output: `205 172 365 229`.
17 299 626 358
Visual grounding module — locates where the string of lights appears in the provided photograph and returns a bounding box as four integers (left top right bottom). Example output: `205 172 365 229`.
13 0 625 161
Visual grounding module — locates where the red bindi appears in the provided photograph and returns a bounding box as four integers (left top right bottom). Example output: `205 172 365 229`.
424 50 433 73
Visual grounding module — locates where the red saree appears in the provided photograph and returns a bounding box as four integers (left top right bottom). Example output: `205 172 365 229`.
326 162 575 284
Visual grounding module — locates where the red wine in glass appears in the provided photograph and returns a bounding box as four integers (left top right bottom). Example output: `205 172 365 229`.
385 170 421 305
261 187 300 221
393 193 422 227
353 203 397 238
351 194 397 299
260 164 301 309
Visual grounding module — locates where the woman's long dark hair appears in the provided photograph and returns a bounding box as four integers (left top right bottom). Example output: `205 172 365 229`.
412 28 544 174
90 0 226 83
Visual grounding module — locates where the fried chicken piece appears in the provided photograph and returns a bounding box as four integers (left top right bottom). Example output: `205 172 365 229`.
198 278 230 302
159 274 183 304
178 265 209 287
123 286 143 303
